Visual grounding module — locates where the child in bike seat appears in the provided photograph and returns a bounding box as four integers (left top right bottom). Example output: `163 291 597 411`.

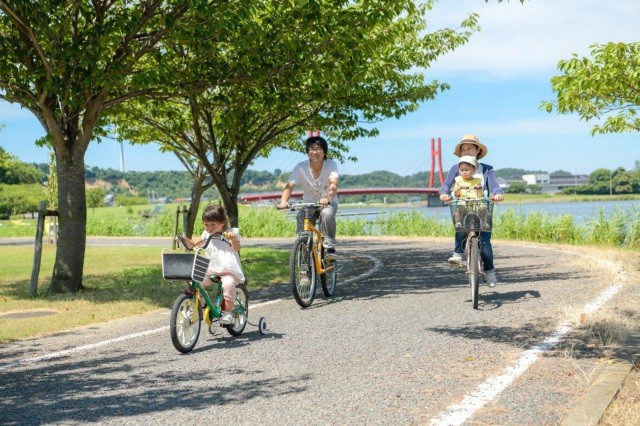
182 204 244 326
452 155 489 231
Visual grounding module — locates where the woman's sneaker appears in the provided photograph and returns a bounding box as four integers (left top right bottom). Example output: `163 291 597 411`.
484 269 498 287
448 252 463 267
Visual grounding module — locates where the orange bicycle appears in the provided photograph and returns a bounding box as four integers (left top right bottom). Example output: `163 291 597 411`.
280 203 338 308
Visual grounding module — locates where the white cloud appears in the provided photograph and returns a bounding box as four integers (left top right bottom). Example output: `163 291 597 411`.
372 114 592 142
428 0 640 79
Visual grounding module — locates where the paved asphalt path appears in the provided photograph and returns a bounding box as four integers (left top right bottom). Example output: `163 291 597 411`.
0 236 632 425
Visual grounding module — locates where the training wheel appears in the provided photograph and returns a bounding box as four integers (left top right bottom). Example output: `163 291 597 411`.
258 317 267 335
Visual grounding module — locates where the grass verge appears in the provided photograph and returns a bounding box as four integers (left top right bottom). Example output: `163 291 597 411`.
0 244 289 343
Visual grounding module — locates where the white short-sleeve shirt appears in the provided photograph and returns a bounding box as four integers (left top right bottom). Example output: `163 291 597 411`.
289 159 339 207
200 229 244 281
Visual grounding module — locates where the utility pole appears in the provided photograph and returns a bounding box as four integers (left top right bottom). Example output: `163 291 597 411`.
119 141 125 172
609 169 613 195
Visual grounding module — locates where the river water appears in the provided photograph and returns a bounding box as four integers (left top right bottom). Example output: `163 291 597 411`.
337 199 639 224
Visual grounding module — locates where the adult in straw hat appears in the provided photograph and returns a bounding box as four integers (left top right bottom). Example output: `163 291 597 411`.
439 134 504 287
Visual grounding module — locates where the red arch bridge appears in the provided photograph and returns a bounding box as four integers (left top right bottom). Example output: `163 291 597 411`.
239 187 443 205
240 137 447 206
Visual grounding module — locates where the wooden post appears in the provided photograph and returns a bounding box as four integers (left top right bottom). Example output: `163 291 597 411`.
29 202 47 297
181 205 189 235
29 203 59 297
173 206 180 249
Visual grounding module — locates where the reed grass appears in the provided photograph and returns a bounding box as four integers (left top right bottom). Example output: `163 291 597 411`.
1 203 639 250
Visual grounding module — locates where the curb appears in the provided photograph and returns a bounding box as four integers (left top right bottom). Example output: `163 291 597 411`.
561 334 640 426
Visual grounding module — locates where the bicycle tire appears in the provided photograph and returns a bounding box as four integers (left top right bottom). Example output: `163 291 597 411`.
289 237 316 308
468 235 480 309
226 284 248 336
321 251 337 297
170 293 201 353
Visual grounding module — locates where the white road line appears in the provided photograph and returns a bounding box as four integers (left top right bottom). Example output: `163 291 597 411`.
0 255 382 372
0 328 167 372
429 281 624 426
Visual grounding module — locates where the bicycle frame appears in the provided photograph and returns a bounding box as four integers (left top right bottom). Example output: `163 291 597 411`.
299 206 335 275
464 231 483 271
188 278 226 326
448 196 494 309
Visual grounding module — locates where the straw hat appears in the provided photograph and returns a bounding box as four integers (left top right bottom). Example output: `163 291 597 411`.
453 134 488 159
458 155 478 169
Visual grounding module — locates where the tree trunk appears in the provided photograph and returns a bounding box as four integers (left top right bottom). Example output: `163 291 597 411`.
49 144 87 293
220 189 240 229
186 183 205 237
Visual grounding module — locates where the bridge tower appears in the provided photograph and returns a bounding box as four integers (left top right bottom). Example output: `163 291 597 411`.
427 137 445 207
429 137 445 188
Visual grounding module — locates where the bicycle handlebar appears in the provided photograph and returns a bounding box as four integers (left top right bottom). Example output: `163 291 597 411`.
200 233 231 249
276 202 323 211
445 195 500 205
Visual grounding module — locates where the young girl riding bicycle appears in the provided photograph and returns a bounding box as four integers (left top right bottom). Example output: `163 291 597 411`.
183 205 244 325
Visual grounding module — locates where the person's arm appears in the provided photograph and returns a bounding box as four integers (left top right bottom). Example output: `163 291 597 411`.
485 168 504 201
278 181 295 209
176 233 204 250
452 181 461 198
439 165 458 201
320 177 338 207
224 229 241 252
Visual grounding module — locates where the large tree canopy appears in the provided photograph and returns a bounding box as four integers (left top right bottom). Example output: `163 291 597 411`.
541 42 640 135
0 0 243 292
113 0 480 233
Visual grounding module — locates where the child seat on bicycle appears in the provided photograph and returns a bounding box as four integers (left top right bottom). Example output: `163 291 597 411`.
452 156 489 231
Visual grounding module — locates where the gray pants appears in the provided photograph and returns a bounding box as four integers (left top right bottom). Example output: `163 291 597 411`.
296 205 338 249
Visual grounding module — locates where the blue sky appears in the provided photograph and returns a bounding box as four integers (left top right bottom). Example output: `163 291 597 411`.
1 0 638 178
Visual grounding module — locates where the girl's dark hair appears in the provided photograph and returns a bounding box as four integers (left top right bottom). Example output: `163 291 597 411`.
305 136 328 160
201 204 228 224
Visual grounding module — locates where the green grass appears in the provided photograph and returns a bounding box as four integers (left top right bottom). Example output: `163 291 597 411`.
0 244 289 342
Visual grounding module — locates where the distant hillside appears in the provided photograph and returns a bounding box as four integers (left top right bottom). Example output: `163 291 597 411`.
25 163 560 199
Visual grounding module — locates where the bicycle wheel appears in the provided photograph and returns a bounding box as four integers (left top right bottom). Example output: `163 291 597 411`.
321 252 337 297
226 284 248 336
468 235 480 309
170 293 201 353
289 237 316 308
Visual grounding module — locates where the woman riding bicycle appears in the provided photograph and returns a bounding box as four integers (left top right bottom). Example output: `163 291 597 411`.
277 134 339 261
439 134 504 287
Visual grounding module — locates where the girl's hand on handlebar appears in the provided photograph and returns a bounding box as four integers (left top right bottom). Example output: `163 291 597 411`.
491 194 504 202
440 194 452 202
319 197 330 207
223 230 238 240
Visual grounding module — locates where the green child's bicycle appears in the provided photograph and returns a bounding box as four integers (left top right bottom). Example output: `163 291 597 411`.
162 234 267 353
